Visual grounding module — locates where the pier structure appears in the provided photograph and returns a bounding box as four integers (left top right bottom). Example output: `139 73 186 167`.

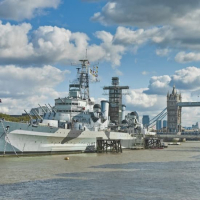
144 136 162 149
96 139 122 153
103 77 129 124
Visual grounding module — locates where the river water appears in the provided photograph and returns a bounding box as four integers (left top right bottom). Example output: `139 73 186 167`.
0 142 200 200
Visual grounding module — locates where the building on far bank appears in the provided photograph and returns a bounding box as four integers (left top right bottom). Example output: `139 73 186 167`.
163 120 167 128
156 120 162 131
192 122 199 129
142 115 150 128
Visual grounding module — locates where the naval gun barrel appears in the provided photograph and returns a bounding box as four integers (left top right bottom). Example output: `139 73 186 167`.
48 103 56 113
24 110 33 120
30 110 40 120
38 104 46 114
33 109 43 120
45 104 51 112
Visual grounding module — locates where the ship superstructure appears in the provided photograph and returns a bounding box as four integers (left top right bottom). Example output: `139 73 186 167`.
0 59 146 154
54 60 94 119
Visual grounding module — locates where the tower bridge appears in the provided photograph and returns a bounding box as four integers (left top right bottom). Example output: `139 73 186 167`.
147 86 200 135
149 86 200 135
167 85 200 134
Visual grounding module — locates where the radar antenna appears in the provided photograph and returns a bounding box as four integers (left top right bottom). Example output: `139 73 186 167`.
70 59 100 101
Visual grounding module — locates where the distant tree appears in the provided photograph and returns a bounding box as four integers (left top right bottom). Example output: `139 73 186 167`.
0 113 35 122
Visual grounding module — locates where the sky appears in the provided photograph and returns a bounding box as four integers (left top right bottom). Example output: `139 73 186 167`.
1 0 200 126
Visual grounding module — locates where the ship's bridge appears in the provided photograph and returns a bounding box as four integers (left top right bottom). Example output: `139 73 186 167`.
69 84 81 99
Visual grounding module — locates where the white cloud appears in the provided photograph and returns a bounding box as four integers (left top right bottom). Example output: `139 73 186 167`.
3 21 200 68
125 88 157 108
145 75 171 95
91 0 200 28
143 66 200 95
0 65 69 114
94 31 125 66
91 0 200 61
0 0 60 21
115 69 123 76
171 67 200 90
142 71 148 75
0 21 34 64
175 52 200 63
156 48 170 57
0 21 126 67
113 26 168 46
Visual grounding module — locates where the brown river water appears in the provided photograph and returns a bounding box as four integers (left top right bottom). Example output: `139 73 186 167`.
0 141 200 199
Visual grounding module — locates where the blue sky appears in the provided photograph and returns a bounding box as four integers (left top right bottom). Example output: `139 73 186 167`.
0 0 200 126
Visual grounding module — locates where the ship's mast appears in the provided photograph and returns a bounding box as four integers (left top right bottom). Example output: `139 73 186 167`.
78 59 90 100
71 56 99 101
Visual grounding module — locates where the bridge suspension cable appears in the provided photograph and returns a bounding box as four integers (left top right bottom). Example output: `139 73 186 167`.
147 107 167 128
148 112 167 129
149 107 167 123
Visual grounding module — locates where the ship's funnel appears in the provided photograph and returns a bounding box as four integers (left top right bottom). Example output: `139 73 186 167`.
101 100 109 120
94 104 101 113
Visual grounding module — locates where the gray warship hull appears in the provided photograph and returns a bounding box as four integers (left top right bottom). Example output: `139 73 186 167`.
0 121 143 154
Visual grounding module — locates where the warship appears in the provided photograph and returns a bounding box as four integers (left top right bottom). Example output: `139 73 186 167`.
0 59 146 155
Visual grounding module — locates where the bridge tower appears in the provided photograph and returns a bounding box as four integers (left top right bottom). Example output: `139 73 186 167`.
167 85 182 133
